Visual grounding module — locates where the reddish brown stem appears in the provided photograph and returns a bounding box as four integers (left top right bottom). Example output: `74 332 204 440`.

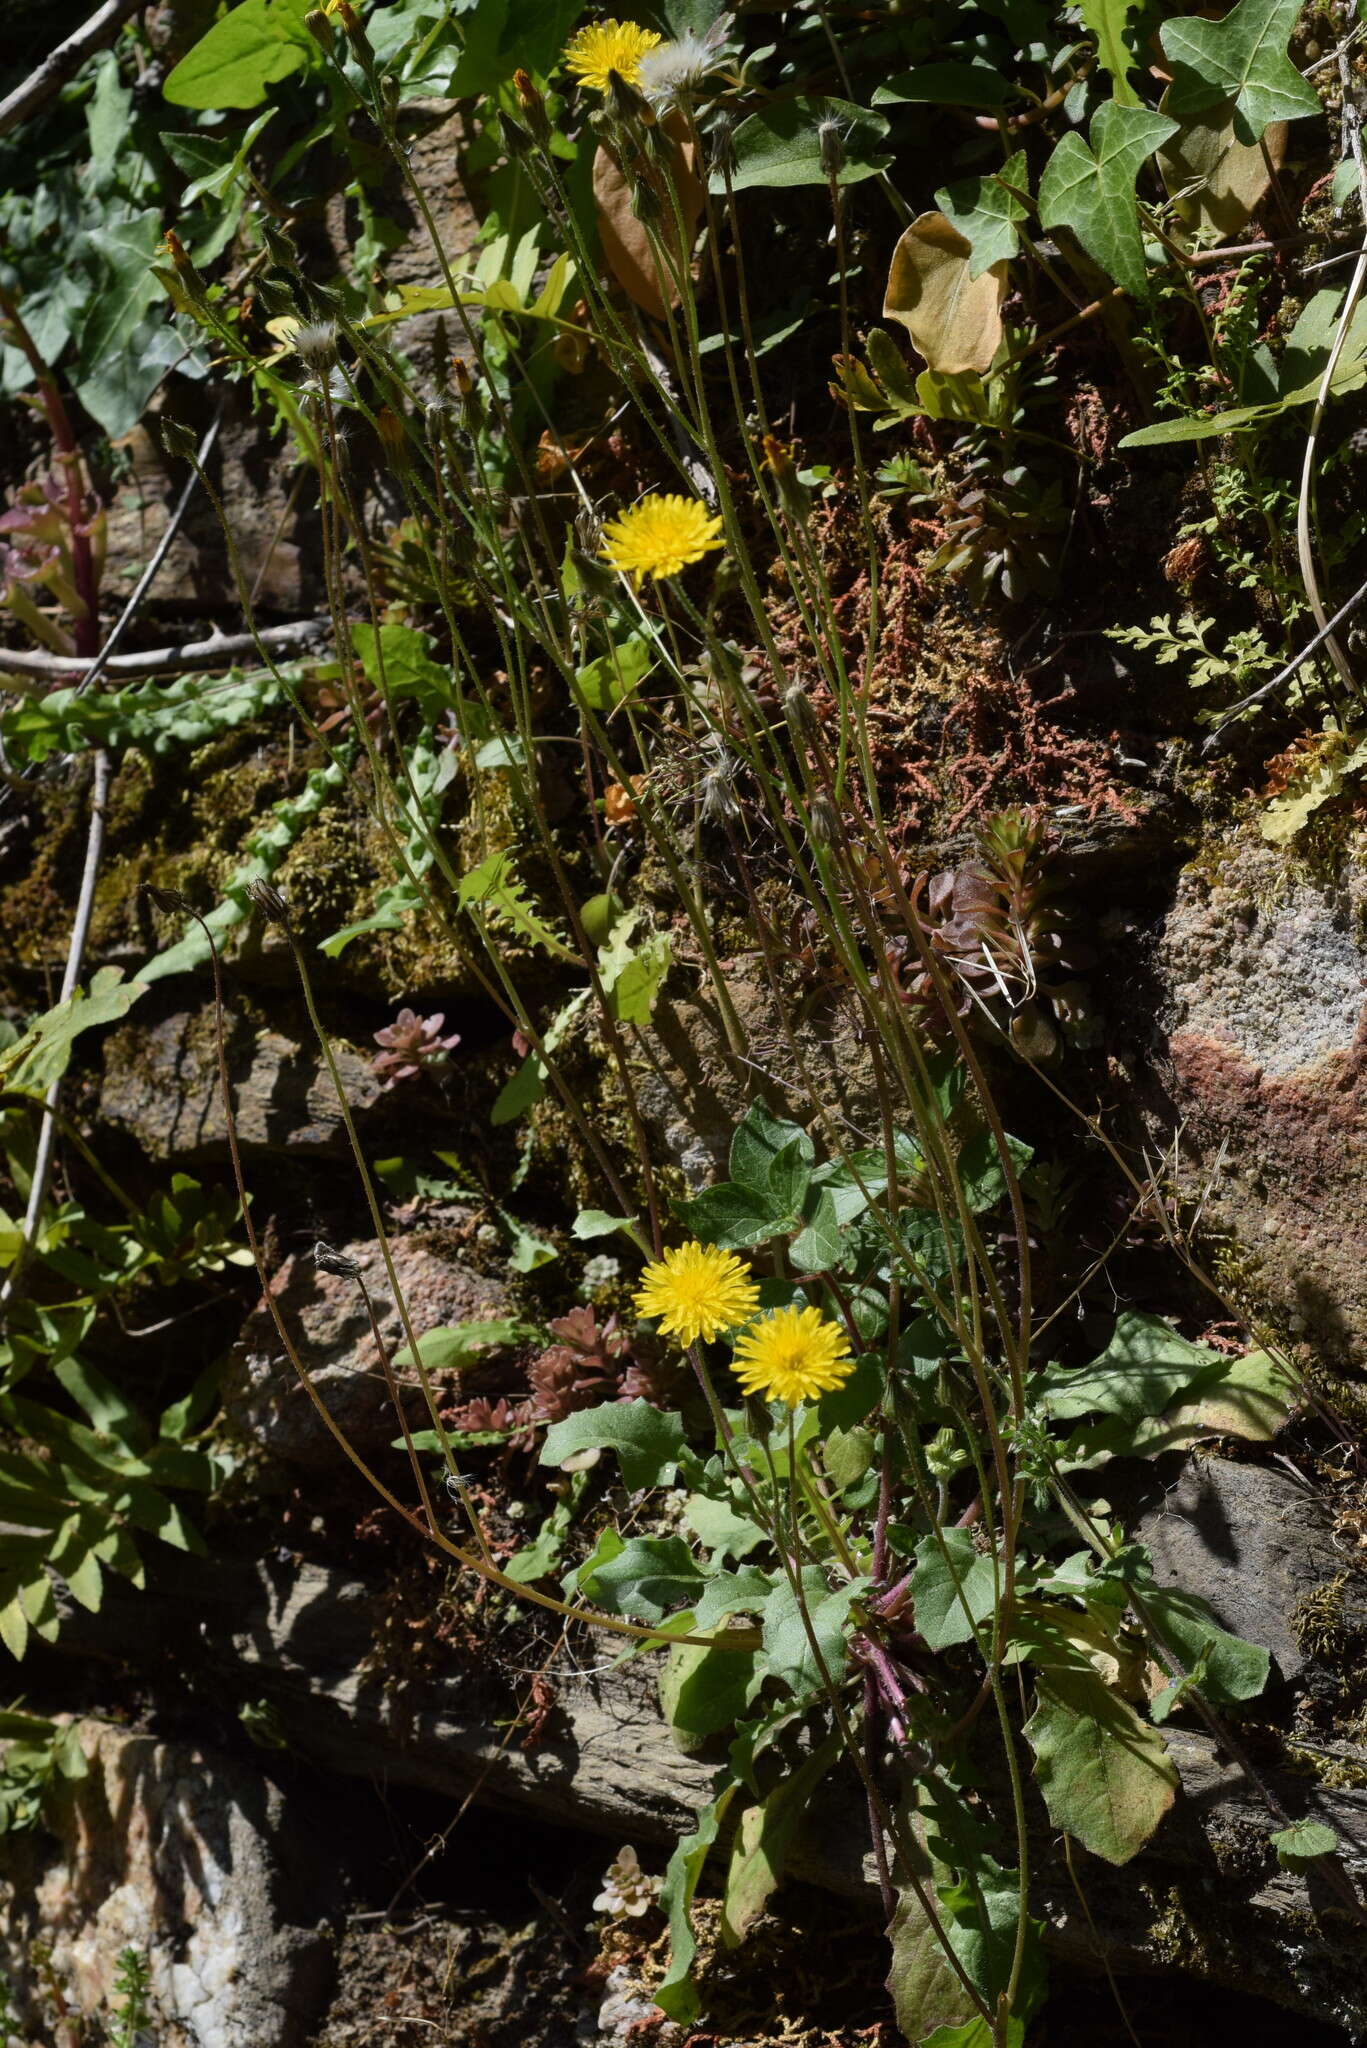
0 282 99 657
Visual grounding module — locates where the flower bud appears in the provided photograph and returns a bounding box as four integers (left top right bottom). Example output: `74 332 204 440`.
513 68 552 149
806 793 839 848
304 8 334 52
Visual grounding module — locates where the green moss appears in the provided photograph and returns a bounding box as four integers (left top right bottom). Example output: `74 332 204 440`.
1292 1573 1354 1665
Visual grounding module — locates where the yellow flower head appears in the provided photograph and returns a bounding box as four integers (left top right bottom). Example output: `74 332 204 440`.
563 18 663 93
600 494 724 586
634 1241 760 1348
731 1305 854 1408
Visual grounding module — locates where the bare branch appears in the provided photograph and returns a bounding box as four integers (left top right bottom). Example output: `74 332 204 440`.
0 0 145 140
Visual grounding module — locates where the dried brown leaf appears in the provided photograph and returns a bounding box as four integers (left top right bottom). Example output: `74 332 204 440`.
883 210 1006 375
593 111 703 320
1157 99 1288 241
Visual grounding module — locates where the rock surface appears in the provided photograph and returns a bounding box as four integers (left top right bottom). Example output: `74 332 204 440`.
0 1721 337 2047
100 999 384 1159
224 1230 509 1464
1152 839 1367 1360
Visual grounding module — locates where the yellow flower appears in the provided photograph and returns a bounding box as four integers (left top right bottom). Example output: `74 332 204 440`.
634 1241 760 1347
563 18 663 93
600 494 724 586
731 1305 854 1408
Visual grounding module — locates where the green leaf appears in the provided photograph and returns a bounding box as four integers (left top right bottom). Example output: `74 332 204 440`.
673 1181 783 1250
874 64 1017 110
540 1399 688 1490
790 1187 842 1273
391 1320 529 1375
660 1637 757 1739
655 1779 740 2021
577 1534 704 1622
599 911 671 1025
1037 102 1177 297
935 154 1030 278
759 1568 868 1698
164 0 318 109
1024 1665 1179 1864
1080 0 1142 105
1270 1820 1339 1867
692 1564 777 1630
887 1890 980 2045
0 969 146 1095
1038 1312 1224 1426
720 1731 842 1944
164 109 277 203
1160 0 1320 144
575 635 655 711
1137 1583 1270 1707
572 1208 640 1243
684 1493 767 1564
717 97 891 193
730 1100 814 1195
912 1530 1001 1651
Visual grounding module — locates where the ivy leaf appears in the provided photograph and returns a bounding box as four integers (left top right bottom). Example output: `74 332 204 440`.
540 1399 689 1490
1037 102 1177 298
1024 1665 1179 1865
730 1100 814 1196
1160 0 1321 145
716 96 891 193
1079 0 1141 106
935 154 1030 278
164 0 318 109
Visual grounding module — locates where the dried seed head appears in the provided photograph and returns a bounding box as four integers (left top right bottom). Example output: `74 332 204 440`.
312 1241 363 1278
141 883 192 917
246 878 291 926
293 320 337 365
707 112 737 179
818 116 845 177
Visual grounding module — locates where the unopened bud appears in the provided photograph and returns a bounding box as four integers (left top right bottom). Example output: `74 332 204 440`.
604 68 649 126
806 793 839 847
782 682 818 743
513 68 552 148
246 878 291 926
630 174 662 226
304 8 333 52
376 405 408 462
